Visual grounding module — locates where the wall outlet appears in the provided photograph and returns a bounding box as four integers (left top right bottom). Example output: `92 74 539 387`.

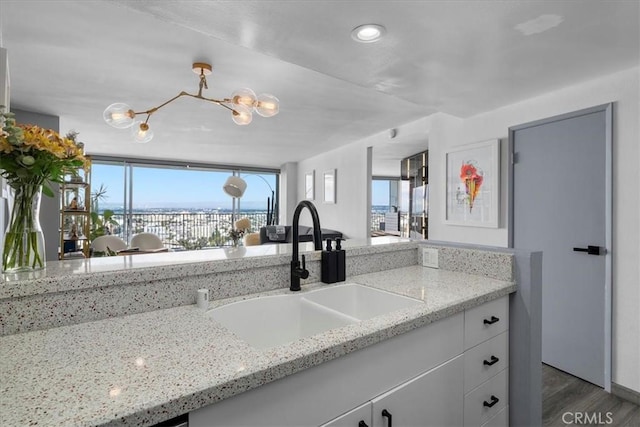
422 247 439 269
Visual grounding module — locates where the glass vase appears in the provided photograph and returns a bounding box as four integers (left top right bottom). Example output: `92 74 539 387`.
2 185 46 272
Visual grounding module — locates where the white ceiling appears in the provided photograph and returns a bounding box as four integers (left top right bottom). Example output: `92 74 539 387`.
1 1 638 176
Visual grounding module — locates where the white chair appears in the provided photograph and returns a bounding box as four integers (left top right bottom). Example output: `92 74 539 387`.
91 235 128 254
130 233 165 251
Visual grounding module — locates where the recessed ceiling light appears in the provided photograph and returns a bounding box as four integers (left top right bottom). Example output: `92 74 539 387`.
351 24 386 43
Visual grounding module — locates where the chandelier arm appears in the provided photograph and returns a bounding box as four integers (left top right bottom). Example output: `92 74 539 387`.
133 91 191 116
180 93 237 112
131 91 241 121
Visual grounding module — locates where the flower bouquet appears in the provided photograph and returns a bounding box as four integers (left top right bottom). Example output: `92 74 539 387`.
1 107 87 272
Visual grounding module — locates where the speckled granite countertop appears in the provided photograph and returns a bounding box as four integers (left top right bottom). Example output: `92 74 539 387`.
1 236 411 299
0 265 515 427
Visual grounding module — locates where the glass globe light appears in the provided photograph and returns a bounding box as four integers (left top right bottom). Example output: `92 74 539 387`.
231 88 257 108
254 94 280 117
232 104 253 125
130 122 154 143
103 103 135 129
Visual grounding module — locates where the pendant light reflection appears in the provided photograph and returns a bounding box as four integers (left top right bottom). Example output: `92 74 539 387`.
131 122 154 143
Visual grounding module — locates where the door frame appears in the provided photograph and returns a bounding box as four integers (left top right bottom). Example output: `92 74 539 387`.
507 103 613 392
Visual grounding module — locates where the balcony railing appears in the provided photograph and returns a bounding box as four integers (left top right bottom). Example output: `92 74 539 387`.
370 211 409 236
101 210 408 251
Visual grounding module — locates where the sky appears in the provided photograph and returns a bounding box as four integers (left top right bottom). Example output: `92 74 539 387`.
93 163 397 211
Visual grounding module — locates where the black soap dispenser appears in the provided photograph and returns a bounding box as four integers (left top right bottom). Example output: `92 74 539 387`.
321 238 338 284
335 238 346 282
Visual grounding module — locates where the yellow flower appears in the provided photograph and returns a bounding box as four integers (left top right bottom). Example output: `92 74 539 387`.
0 138 13 154
1 108 87 190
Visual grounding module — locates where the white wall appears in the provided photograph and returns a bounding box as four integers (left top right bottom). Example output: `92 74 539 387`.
428 67 640 393
297 142 371 239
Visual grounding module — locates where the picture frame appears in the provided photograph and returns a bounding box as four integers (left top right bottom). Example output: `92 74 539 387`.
304 171 315 200
323 169 336 204
445 139 499 228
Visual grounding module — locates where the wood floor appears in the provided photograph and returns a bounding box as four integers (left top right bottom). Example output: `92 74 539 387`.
543 364 640 426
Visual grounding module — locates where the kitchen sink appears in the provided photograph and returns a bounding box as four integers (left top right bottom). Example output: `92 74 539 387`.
302 283 423 320
208 293 357 349
207 284 423 349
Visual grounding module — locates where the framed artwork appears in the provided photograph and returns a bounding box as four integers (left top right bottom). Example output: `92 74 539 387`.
445 139 499 227
323 169 336 204
304 171 315 200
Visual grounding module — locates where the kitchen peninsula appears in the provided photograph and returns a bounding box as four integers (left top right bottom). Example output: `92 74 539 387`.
0 238 529 426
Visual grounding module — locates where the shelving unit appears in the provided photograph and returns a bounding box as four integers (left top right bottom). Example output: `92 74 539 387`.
59 156 92 259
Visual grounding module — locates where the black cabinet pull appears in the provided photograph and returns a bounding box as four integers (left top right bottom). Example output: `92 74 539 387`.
358 421 369 427
483 355 500 366
483 316 499 325
382 409 393 427
483 395 500 408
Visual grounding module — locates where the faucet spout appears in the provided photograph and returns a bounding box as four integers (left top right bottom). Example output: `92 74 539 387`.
290 200 322 291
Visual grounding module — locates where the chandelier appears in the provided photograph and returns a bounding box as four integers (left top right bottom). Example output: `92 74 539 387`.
103 62 280 143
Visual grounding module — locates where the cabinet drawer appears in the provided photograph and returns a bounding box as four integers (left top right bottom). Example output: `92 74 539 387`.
464 331 509 393
481 405 508 427
464 296 508 350
464 368 508 427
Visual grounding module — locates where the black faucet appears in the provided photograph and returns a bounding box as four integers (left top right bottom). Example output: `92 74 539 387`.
290 200 322 291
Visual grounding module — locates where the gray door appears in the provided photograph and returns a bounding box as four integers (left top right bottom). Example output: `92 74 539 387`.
509 104 612 388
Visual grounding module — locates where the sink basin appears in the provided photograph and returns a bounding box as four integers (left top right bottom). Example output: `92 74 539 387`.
208 283 423 349
208 294 357 349
303 283 423 320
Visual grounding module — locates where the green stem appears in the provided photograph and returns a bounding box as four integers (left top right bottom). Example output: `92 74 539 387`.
2 182 45 271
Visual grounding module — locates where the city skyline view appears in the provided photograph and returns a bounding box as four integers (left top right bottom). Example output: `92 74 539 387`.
92 163 399 211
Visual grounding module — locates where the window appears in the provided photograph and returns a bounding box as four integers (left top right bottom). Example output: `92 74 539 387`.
91 158 278 250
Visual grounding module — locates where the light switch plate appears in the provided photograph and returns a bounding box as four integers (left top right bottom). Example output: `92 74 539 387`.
422 247 439 268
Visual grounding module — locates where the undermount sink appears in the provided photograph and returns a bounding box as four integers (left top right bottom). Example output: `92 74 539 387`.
302 283 422 320
207 283 423 349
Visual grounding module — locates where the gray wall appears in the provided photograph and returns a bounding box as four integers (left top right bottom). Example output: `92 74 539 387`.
11 108 61 262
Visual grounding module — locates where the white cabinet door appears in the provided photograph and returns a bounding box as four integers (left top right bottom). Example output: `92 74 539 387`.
371 355 464 427
321 402 372 427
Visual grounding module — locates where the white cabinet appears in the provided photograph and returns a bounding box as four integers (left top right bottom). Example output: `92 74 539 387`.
482 405 508 427
464 296 509 349
321 402 372 427
371 355 464 427
463 296 509 426
464 331 508 393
